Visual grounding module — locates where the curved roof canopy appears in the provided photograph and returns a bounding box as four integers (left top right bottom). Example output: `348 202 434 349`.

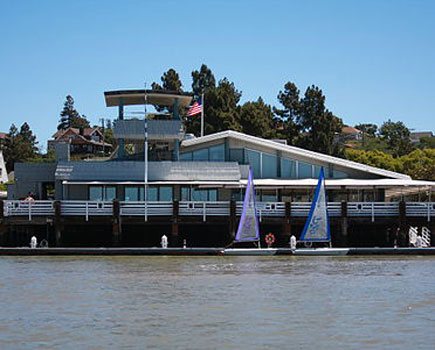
104 89 193 107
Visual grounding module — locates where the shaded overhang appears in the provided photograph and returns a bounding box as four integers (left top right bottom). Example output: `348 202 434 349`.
104 89 193 107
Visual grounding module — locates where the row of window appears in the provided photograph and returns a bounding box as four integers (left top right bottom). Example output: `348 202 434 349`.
89 185 217 202
88 185 384 202
180 144 349 179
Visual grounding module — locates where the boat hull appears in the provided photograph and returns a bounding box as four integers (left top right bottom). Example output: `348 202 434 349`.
293 248 350 256
223 248 278 256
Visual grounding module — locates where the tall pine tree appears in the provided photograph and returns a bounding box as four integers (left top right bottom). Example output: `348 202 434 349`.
58 95 90 130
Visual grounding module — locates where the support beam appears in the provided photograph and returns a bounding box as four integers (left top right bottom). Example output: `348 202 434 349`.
340 200 348 247
171 200 179 246
398 200 408 246
229 200 237 241
282 201 292 245
54 200 62 246
112 199 122 246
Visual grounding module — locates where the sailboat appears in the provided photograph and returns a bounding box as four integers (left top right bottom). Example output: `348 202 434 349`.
294 167 349 256
223 168 277 256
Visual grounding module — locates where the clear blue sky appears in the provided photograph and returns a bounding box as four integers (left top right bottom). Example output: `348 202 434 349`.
1 0 434 151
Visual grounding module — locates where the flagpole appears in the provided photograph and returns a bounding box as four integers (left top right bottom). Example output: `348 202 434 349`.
200 92 204 137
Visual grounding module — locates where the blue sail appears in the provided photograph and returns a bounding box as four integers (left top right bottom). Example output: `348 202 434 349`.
235 168 260 243
300 168 331 242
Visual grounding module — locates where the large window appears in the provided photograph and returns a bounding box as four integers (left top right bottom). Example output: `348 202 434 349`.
181 187 218 201
298 162 312 179
124 186 173 201
89 186 117 201
180 144 225 162
246 149 261 178
262 153 278 178
281 158 297 178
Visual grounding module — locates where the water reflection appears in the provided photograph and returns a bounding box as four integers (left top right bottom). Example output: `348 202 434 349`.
0 256 434 349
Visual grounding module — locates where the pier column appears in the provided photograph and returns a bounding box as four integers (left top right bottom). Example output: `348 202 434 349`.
0 200 5 245
282 201 292 245
112 199 122 246
54 200 62 247
398 200 408 246
171 200 179 246
229 200 237 241
340 200 348 247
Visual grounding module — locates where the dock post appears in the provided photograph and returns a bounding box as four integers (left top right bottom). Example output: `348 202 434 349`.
282 201 292 245
340 200 348 247
112 199 121 246
0 200 5 245
229 200 236 241
171 200 179 246
398 200 407 246
54 200 62 246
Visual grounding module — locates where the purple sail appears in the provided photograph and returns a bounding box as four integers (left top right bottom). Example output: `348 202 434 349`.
235 168 260 242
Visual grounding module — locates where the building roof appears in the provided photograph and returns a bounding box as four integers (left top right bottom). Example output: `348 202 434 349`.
342 126 362 134
113 119 184 140
182 130 411 180
52 127 101 139
0 132 7 139
104 89 193 108
55 161 242 182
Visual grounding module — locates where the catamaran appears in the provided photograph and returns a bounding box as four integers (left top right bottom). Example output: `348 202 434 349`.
223 168 278 256
294 167 349 256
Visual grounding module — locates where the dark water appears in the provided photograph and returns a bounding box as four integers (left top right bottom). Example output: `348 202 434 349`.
0 256 434 349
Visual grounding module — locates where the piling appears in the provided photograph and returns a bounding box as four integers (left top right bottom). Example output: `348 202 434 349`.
112 199 121 246
54 200 62 246
399 200 407 246
282 201 292 244
229 200 237 240
340 201 348 247
171 200 179 246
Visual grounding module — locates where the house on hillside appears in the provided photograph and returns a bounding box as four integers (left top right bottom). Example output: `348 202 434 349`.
341 126 363 142
48 127 112 156
410 131 434 144
0 131 7 149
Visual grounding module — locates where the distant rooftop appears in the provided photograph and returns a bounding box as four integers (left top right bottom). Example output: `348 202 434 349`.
104 89 193 108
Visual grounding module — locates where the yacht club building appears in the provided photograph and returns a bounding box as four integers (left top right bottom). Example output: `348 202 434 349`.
2 90 434 247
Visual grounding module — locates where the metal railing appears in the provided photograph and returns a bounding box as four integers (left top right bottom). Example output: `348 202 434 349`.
3 200 434 222
61 201 113 221
3 200 55 220
179 201 230 221
120 201 173 219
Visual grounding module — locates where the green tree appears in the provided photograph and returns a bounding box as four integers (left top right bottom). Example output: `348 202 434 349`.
354 123 378 137
239 98 277 139
3 123 39 171
151 68 184 113
18 122 39 159
273 82 301 144
58 95 90 130
379 119 413 156
297 85 343 155
418 136 435 149
191 64 216 97
186 78 242 136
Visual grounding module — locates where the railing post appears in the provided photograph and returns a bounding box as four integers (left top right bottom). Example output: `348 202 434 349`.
144 201 148 222
85 202 89 222
371 202 375 223
203 202 206 222
428 202 431 223
28 201 32 221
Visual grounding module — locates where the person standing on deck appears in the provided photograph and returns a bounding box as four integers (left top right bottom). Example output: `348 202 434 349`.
30 236 37 248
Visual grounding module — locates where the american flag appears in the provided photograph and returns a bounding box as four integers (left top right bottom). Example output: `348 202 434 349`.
186 99 202 116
